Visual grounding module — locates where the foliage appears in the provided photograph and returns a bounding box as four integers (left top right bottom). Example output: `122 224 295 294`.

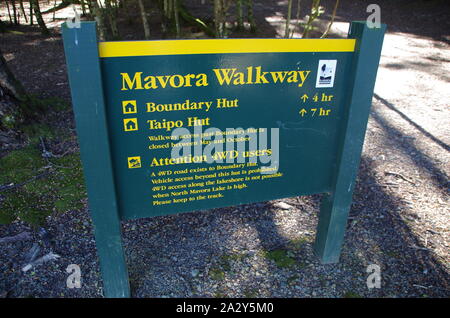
285 0 340 38
0 1 338 39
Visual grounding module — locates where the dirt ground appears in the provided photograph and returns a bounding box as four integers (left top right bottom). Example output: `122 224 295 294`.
0 0 449 298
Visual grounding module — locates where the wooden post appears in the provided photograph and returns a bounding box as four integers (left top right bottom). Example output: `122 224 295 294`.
313 21 386 264
61 22 130 297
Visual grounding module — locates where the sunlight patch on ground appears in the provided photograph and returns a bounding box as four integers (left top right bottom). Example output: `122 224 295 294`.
375 31 450 139
264 13 349 39
3 53 15 62
45 5 83 29
0 2 82 29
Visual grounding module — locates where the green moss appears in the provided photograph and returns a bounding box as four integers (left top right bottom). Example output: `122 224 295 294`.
20 95 69 115
0 207 15 224
1 114 18 129
343 291 362 298
0 94 85 226
0 146 85 226
0 145 45 184
209 268 225 281
40 97 70 111
264 249 296 268
0 95 66 130
20 123 55 143
1 188 52 225
0 102 25 129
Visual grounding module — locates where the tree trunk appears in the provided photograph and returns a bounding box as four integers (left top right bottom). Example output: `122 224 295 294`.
52 0 56 21
12 0 18 25
137 0 150 39
105 0 119 39
41 0 81 15
285 0 292 38
0 49 43 125
214 0 225 38
88 0 107 40
0 49 27 102
30 0 50 35
173 0 180 38
6 0 13 24
236 0 243 30
295 0 301 37
29 0 33 25
0 19 6 32
80 0 87 16
246 0 256 33
0 48 28 127
19 0 28 24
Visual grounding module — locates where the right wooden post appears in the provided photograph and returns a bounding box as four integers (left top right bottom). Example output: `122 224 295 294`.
313 21 386 264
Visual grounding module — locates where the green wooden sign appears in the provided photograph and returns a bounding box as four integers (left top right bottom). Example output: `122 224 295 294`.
62 21 385 298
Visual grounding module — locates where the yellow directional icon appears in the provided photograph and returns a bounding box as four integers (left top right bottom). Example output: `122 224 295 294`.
127 156 141 169
299 108 307 117
122 100 137 114
123 118 138 131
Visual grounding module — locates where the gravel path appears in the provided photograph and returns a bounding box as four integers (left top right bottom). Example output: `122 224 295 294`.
0 0 448 298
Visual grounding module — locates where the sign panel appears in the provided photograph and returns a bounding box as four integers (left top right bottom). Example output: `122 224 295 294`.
99 40 355 219
62 22 386 297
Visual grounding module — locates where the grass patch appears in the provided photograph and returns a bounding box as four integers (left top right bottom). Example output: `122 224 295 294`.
1 189 54 225
40 97 70 111
264 249 296 268
20 123 55 144
0 123 85 226
23 95 70 114
0 146 45 183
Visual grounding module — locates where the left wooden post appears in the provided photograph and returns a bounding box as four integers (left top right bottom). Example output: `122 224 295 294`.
62 22 130 298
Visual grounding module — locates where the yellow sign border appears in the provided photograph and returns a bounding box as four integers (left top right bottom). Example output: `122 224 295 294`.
99 39 356 58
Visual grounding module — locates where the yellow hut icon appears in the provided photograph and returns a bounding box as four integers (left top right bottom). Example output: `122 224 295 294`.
122 100 137 114
123 118 138 131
